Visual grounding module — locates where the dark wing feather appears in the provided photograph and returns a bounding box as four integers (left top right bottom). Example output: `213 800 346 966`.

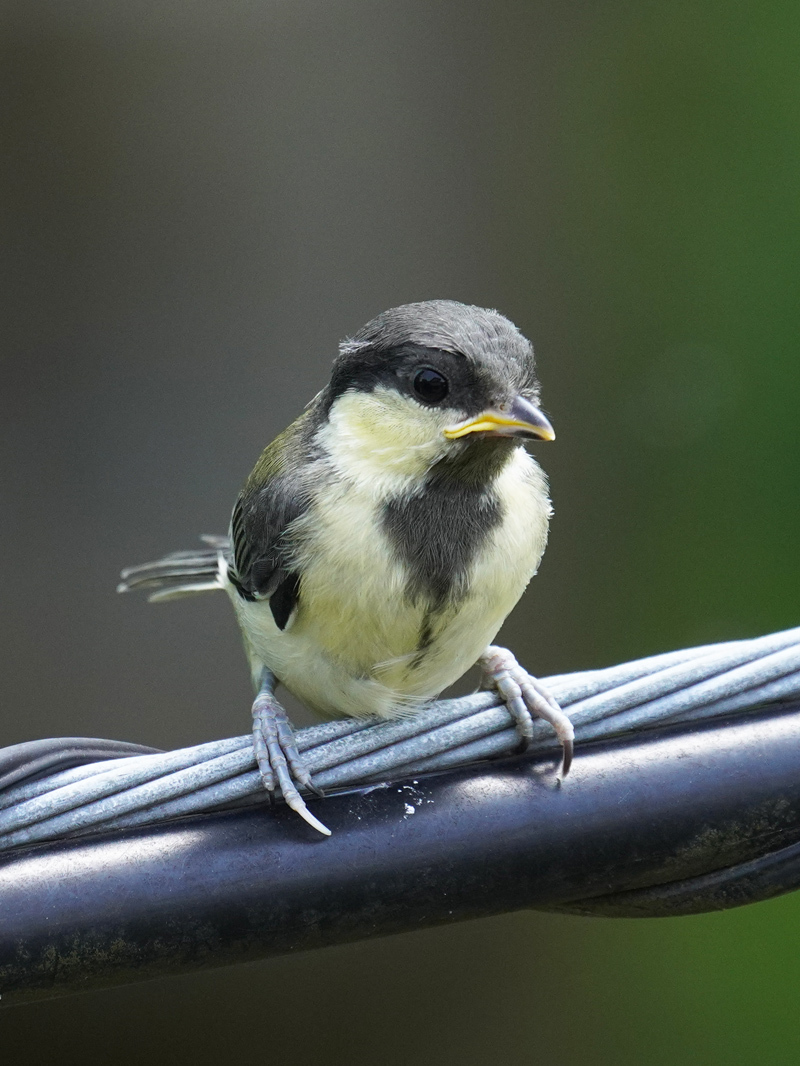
268 572 302 630
227 417 316 630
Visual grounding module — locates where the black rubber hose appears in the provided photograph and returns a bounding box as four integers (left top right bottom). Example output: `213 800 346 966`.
2 703 799 1005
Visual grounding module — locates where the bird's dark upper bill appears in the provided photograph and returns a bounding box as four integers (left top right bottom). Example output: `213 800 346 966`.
444 395 555 441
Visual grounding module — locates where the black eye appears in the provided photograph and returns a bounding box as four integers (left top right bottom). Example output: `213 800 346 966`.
413 368 449 405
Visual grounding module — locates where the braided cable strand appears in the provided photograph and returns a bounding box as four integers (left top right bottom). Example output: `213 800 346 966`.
2 625 800 852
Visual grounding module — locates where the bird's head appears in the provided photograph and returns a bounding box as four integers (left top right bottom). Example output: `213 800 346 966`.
312 300 554 490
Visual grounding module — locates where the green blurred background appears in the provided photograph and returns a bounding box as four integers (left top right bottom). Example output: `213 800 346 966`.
4 1 800 1062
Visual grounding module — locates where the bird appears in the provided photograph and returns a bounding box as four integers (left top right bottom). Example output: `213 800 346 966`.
118 300 573 835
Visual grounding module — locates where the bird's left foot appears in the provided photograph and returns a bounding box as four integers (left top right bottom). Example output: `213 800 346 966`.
252 670 331 836
478 645 574 778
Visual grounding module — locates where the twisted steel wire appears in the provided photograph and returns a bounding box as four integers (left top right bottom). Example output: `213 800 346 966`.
2 624 800 852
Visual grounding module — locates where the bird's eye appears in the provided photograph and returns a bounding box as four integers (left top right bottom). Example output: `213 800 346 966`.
413 368 449 405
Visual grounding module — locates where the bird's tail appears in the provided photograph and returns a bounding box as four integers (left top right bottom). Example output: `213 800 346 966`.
117 535 230 602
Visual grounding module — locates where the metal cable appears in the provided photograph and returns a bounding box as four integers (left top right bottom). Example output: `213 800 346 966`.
2 624 800 852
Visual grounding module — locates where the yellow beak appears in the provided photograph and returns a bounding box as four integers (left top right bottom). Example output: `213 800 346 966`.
444 395 555 442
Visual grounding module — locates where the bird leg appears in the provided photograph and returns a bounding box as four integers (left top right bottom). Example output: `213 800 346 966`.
251 669 330 836
478 645 574 778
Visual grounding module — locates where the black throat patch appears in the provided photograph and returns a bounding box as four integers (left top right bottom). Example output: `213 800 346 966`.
381 446 507 614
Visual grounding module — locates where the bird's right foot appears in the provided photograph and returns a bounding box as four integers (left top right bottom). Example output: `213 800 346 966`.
251 672 330 836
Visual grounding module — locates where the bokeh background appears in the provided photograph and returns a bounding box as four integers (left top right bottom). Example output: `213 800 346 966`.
4 1 800 1062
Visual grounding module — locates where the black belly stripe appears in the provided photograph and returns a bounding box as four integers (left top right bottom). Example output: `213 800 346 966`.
410 610 437 670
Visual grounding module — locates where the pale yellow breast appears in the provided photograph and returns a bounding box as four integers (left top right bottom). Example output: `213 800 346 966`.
292 446 548 701
288 478 425 677
231 443 550 719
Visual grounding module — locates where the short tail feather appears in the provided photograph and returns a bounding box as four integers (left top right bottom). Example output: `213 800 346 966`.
118 535 230 602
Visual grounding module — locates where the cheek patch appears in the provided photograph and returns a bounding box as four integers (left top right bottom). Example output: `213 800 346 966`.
316 387 456 491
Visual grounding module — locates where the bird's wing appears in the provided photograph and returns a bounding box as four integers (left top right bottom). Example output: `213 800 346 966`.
228 420 315 630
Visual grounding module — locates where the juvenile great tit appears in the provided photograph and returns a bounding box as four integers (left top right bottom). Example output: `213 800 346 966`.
119 300 573 835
